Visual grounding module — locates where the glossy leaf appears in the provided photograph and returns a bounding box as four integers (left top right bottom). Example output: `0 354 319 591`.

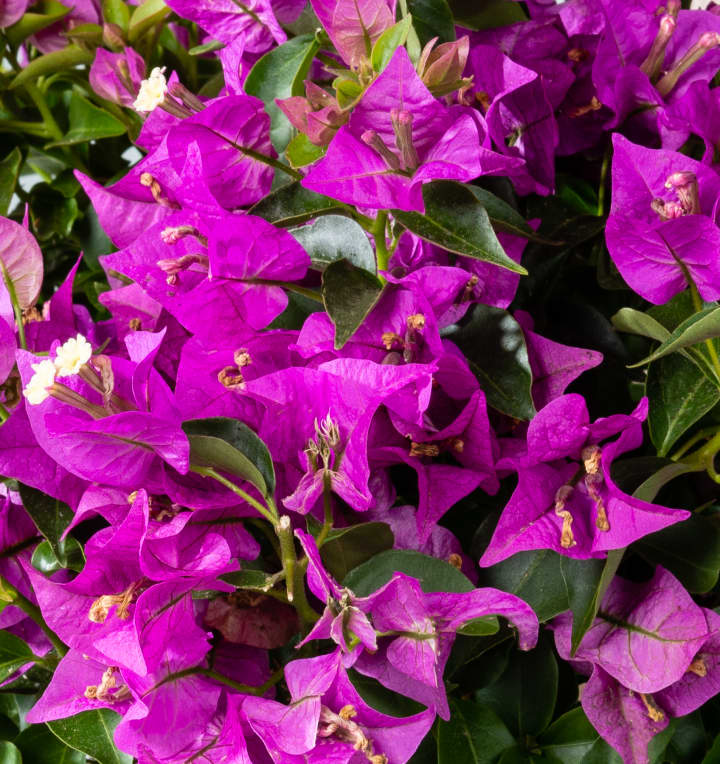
183 417 276 499
5 2 71 46
9 46 94 89
17 483 72 562
249 181 344 227
0 148 22 217
537 707 602 764
245 34 320 152
50 92 126 147
467 185 551 243
127 0 169 43
321 258 384 349
408 0 455 45
647 353 720 456
102 0 130 31
286 133 325 168
370 15 412 73
437 699 514 764
31 537 84 574
14 724 84 764
47 710 131 764
319 522 394 582
446 304 535 420
393 182 528 274
291 214 375 273
0 632 35 683
0 742 21 764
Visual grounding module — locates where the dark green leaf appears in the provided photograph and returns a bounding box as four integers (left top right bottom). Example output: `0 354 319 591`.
245 34 320 152
29 184 79 241
320 522 394 582
285 133 325 168
538 707 601 764
467 185 552 243
0 148 22 217
31 537 84 573
9 46 93 88
0 742 21 764
408 0 455 45
627 306 720 368
47 710 131 764
477 549 568 623
220 569 279 591
50 92 126 147
344 549 474 594
17 483 73 562
647 290 694 331
5 1 71 46
611 307 672 343
445 304 535 420
475 632 558 737
702 732 720 764
0 632 35 683
249 181 344 227
321 259 384 349
635 511 720 593
14 724 84 764
560 552 622 656
127 0 169 43
371 16 412 72
188 40 225 55
348 671 426 717
291 215 375 273
183 417 276 499
393 182 528 274
437 699 514 764
647 353 720 456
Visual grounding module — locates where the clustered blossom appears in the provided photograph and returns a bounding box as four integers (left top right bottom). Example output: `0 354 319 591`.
3 0 720 762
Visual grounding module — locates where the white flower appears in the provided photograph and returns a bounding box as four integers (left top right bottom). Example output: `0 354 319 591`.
22 359 57 405
54 333 92 377
132 67 168 113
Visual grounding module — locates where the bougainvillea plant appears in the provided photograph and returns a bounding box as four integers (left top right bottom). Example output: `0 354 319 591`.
2 0 720 762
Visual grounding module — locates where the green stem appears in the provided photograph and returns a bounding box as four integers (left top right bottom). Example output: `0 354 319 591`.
670 426 718 461
247 279 323 303
0 576 68 656
24 81 63 141
0 261 27 351
276 515 319 625
190 466 277 524
689 281 720 384
0 402 9 424
316 472 333 548
597 144 611 217
681 430 720 484
0 120 50 137
373 210 390 277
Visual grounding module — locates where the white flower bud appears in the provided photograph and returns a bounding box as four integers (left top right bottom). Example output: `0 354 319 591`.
54 333 93 377
132 67 168 113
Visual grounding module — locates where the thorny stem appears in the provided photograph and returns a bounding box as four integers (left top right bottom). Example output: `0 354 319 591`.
0 575 68 656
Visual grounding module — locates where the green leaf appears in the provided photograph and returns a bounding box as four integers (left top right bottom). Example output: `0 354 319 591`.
183 417 276 499
127 0 169 43
319 522 394 582
17 483 73 563
635 511 720 593
344 549 474 594
467 185 552 243
50 92 126 147
102 0 130 31
537 707 602 764
445 304 536 420
393 181 528 274
348 671 426 717
291 215 376 273
321 259 384 349
47 710 131 764
631 460 700 503
0 742 22 764
560 552 623 656
334 77 363 109
611 307 672 343
29 183 79 241
437 699 515 764
0 631 35 683
407 0 455 45
474 632 558 737
627 306 720 368
9 46 94 89
477 549 569 623
702 732 720 764
0 148 22 216
371 15 412 73
188 39 225 55
646 353 720 456
220 569 279 592
31 537 84 573
245 34 320 153
249 181 344 227
285 133 325 168
14 724 84 764
4 2 71 46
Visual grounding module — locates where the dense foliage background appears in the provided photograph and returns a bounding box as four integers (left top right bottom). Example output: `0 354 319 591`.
2 0 720 763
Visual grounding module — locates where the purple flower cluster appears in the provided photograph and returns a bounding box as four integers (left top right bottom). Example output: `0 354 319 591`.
2 0 720 762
